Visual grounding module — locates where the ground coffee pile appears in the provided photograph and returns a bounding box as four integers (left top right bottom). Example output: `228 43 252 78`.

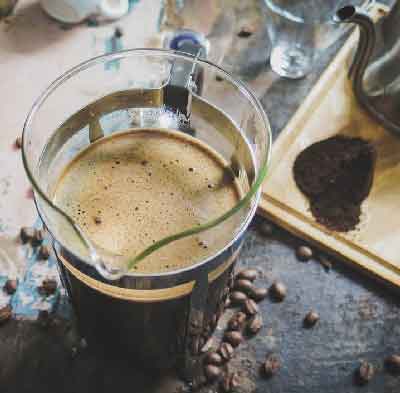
293 136 376 232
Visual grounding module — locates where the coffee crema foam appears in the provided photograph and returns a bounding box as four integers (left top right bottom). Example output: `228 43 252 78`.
53 128 242 273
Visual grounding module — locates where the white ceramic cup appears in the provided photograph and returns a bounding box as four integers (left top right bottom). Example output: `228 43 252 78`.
40 0 130 23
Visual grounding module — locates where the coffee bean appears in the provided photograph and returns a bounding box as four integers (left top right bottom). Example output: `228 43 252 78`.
234 279 254 294
215 74 224 82
269 281 287 302
237 25 254 38
0 304 12 325
94 216 102 225
223 331 243 348
219 342 234 361
230 291 247 305
243 298 258 316
3 279 17 295
385 354 400 375
296 245 313 262
249 287 268 302
114 26 123 38
263 354 281 378
32 229 45 247
204 352 223 366
227 311 247 331
318 255 333 271
357 361 374 385
235 268 258 282
20 226 35 244
247 314 263 335
258 220 274 237
204 364 221 382
38 279 57 297
15 136 22 149
303 311 319 328
220 372 240 392
38 245 51 260
70 346 78 359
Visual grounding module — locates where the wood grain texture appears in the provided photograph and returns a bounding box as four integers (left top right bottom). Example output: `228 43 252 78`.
259 4 400 288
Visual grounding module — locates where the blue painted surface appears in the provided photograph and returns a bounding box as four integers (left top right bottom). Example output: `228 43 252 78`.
0 218 71 319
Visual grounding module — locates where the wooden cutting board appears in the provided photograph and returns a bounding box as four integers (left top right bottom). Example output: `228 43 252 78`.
258 3 400 288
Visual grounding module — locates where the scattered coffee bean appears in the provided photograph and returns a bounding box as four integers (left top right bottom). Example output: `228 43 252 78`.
385 354 400 375
227 311 247 331
220 372 239 392
38 278 57 297
236 268 257 282
243 298 258 316
237 26 254 38
249 286 268 302
204 352 223 366
269 281 287 302
94 216 102 225
38 244 51 260
234 279 254 294
204 364 221 382
303 311 319 328
0 304 12 325
223 331 243 348
247 314 263 335
32 229 45 247
263 354 281 378
215 74 224 82
296 245 313 262
219 342 234 361
318 255 333 271
258 220 274 237
3 279 17 295
15 136 22 149
230 291 247 305
357 361 374 385
20 226 35 244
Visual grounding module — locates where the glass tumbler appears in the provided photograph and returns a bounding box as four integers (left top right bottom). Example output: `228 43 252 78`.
22 49 272 376
264 0 373 79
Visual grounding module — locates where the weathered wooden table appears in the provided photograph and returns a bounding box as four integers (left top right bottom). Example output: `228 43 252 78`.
0 1 399 392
